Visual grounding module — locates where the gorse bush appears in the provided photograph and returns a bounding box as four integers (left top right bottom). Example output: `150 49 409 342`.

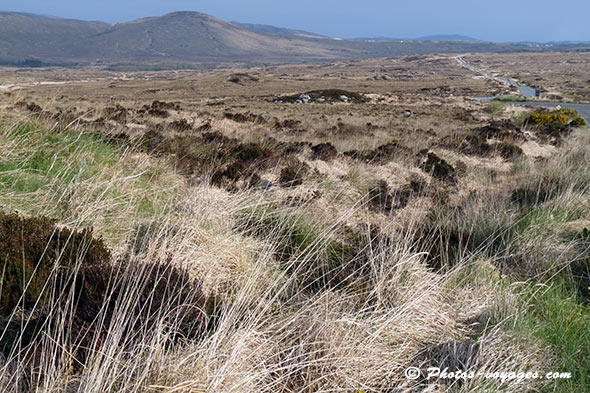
528 113 569 126
570 117 587 127
527 108 587 130
556 108 575 116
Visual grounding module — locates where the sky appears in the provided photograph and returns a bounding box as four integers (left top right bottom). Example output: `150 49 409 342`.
2 0 589 42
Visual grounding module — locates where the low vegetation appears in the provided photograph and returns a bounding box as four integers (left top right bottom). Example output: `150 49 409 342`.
1 57 589 392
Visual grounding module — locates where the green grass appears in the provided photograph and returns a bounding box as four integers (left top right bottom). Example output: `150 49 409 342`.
0 120 185 243
494 95 528 103
487 100 505 114
451 259 590 392
0 122 116 186
512 280 590 393
431 136 590 392
513 206 580 236
235 204 362 291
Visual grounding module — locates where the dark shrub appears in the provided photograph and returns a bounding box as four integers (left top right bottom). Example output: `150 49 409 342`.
344 142 412 163
138 101 179 118
140 129 279 189
570 258 590 303
495 142 524 160
169 118 193 132
212 143 276 188
279 158 310 187
224 112 266 124
15 101 43 113
459 134 491 156
420 152 456 183
0 211 214 372
68 259 213 354
103 104 128 123
142 128 167 154
475 120 524 142
310 143 338 161
368 180 393 213
570 117 587 128
197 122 212 132
282 141 311 156
274 119 302 130
232 143 273 162
0 211 110 316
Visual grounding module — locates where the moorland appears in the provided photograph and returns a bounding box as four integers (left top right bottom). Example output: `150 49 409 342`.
0 51 589 392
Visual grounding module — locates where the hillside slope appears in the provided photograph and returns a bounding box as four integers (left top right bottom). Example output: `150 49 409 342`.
0 11 362 65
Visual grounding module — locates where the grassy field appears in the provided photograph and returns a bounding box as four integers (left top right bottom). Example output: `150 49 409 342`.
0 54 589 392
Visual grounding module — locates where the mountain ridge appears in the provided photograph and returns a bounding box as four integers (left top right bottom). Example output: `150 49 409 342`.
0 10 587 69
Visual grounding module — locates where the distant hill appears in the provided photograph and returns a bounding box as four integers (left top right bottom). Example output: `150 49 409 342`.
416 34 482 42
351 37 404 41
352 34 481 42
0 11 582 69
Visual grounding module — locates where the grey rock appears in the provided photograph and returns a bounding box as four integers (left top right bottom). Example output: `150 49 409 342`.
258 179 273 189
299 94 311 103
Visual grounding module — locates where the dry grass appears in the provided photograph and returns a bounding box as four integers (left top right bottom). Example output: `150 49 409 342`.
3 120 584 393
0 54 589 392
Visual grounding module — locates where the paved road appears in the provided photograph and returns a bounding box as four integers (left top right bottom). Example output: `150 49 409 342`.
456 55 536 98
457 56 590 124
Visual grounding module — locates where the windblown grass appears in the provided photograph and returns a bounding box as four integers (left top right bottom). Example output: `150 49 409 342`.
0 118 588 392
0 119 185 244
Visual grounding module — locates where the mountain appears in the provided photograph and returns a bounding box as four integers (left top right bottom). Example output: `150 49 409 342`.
0 12 109 64
0 11 578 69
232 22 328 39
0 11 363 66
81 12 360 63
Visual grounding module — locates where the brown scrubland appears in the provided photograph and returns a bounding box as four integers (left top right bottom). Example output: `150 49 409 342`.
0 52 589 392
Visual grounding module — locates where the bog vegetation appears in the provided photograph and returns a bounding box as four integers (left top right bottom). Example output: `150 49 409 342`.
0 101 588 393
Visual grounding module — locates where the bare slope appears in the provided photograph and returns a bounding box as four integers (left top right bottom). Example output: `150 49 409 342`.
0 12 109 63
0 11 362 65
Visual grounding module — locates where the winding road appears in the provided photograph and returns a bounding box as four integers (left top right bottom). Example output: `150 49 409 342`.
456 55 590 123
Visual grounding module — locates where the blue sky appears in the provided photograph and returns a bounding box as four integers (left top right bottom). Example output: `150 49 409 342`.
3 0 589 42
